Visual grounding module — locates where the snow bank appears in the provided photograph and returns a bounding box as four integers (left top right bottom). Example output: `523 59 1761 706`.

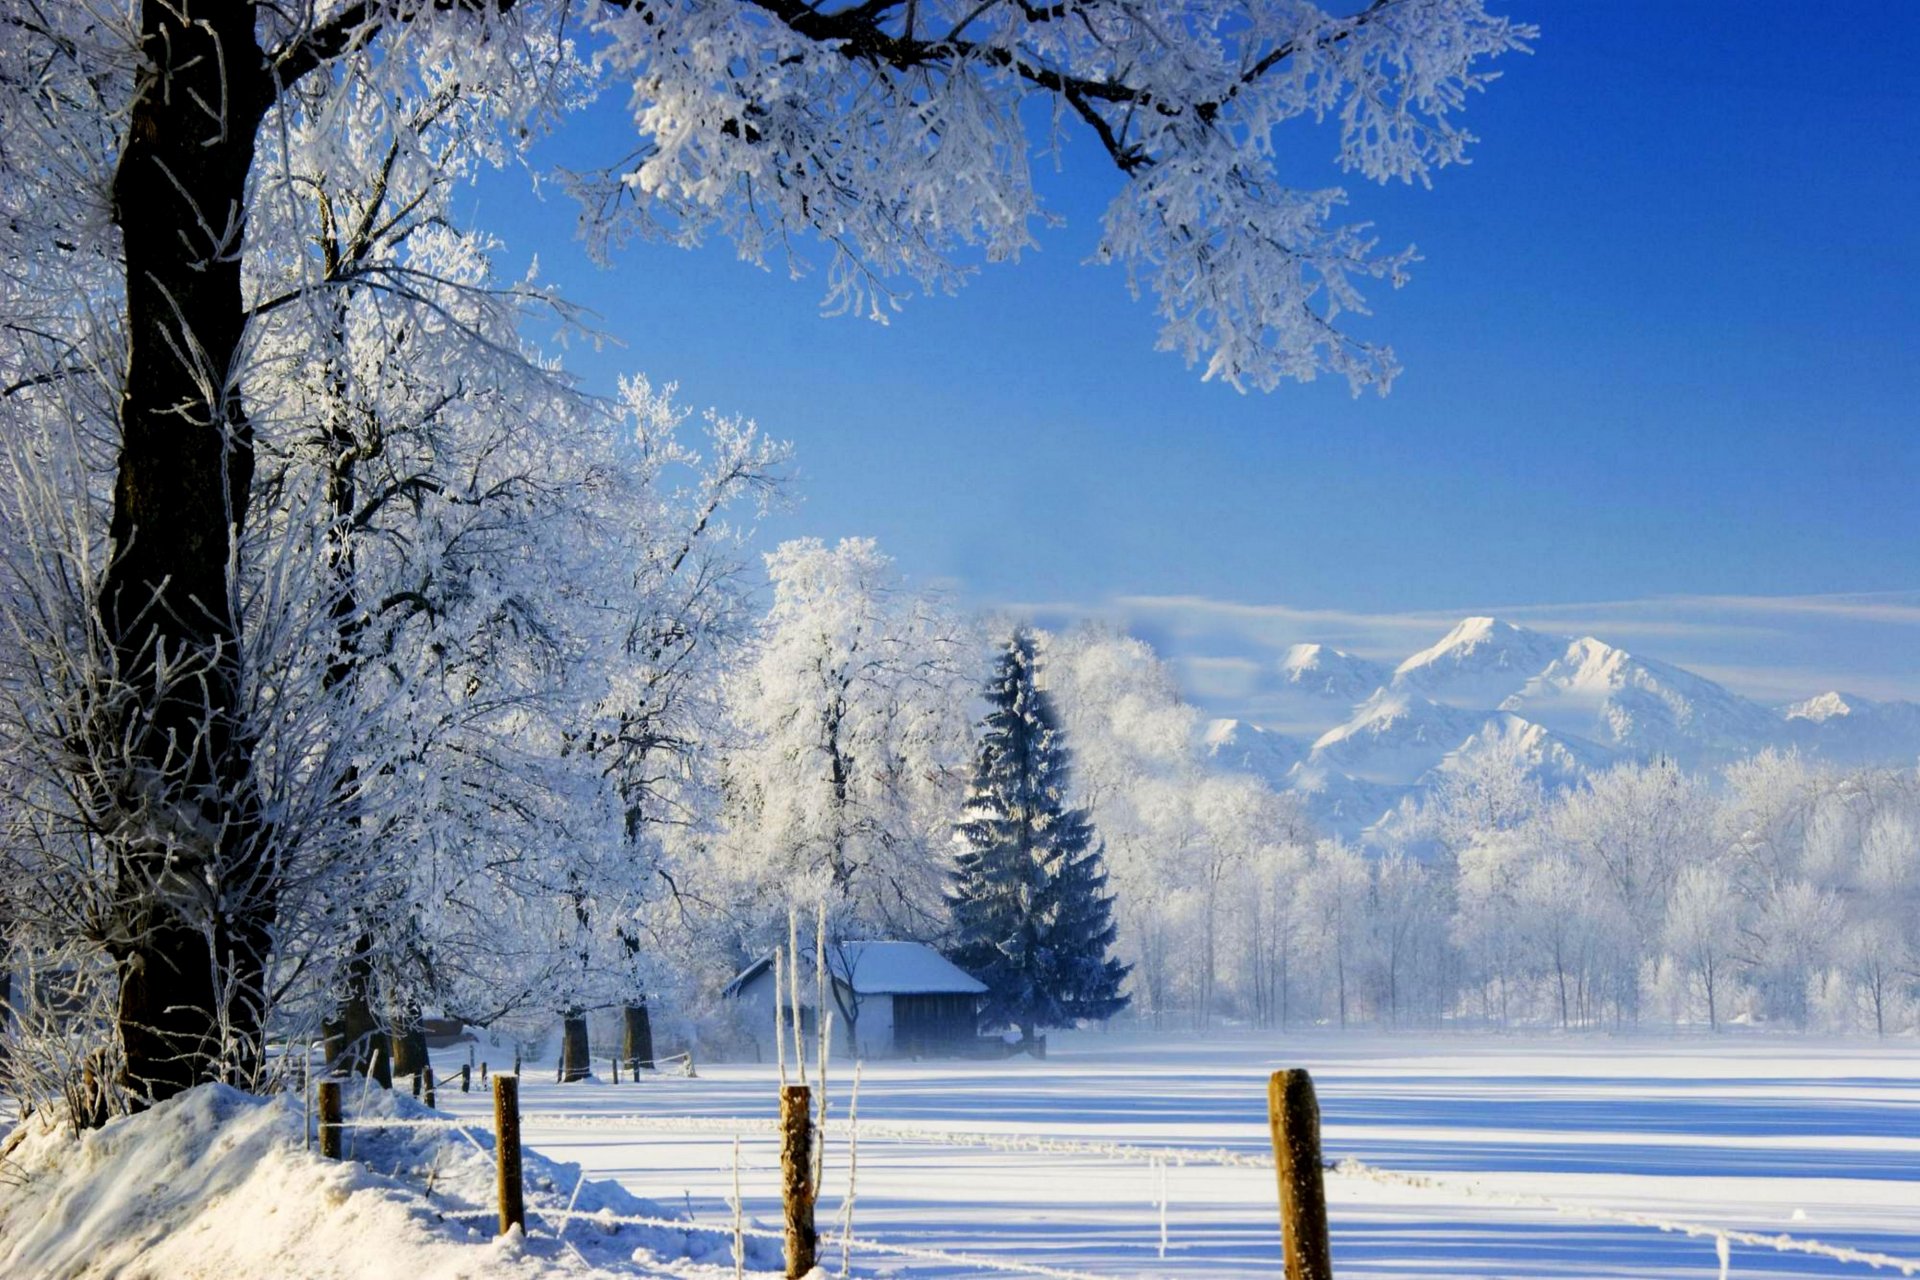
0 1083 780 1280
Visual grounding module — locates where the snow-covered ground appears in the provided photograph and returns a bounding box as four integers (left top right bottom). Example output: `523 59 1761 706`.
0 1078 780 1279
5 1030 1914 1279
422 1029 1920 1280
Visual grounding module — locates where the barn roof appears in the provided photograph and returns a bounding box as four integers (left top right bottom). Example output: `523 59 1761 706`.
724 941 986 998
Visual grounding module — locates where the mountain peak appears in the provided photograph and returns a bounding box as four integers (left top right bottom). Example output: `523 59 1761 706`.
1218 621 1920 842
1390 616 1567 709
1556 635 1632 679
1276 643 1386 699
1202 717 1305 780
1785 691 1866 722
1395 616 1530 673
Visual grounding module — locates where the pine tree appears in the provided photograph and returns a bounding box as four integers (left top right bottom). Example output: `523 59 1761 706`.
949 631 1129 1047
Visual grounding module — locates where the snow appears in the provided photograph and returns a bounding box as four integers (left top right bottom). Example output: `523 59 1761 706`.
1202 719 1306 779
0 1082 778 1280
419 1029 1920 1280
1282 646 1390 702
1248 648 1393 740
1308 693 1488 787
1432 712 1617 787
1782 693 1920 765
1499 636 1785 761
731 942 987 997
1391 618 1568 710
8 1031 1918 1279
1788 691 1865 723
1209 616 1920 837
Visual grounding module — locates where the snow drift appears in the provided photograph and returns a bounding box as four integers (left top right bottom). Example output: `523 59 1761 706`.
0 1083 774 1280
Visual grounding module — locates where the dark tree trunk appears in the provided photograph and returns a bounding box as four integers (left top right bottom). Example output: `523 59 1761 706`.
391 1011 430 1081
621 1001 654 1070
559 1011 591 1082
101 0 277 1104
321 939 392 1087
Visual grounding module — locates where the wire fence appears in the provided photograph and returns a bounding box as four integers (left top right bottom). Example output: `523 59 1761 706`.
323 1093 1920 1280
437 1205 1146 1280
330 1112 1157 1280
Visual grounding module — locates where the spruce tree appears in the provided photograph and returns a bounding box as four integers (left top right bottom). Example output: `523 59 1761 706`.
949 631 1129 1047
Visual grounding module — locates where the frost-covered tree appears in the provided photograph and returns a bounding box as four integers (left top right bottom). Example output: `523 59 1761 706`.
1294 838 1370 1027
1039 626 1314 1026
949 631 1128 1047
1549 759 1713 1023
1364 850 1445 1024
1242 840 1311 1029
1663 865 1742 1030
1188 775 1289 1028
1040 628 1198 1022
1848 809 1920 1034
1451 827 1535 1025
1513 849 1599 1028
0 0 1530 1098
718 538 976 947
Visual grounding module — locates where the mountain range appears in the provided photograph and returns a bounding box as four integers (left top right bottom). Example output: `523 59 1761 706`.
1203 616 1920 838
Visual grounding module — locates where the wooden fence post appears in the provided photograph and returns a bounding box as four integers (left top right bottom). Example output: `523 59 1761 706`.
1267 1069 1332 1280
494 1073 524 1236
780 1084 816 1278
424 1066 436 1109
317 1080 342 1160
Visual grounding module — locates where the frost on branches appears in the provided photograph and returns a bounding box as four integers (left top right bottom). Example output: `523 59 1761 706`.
0 0 1529 1108
585 0 1534 392
0 0 784 1109
715 538 977 944
949 630 1128 1047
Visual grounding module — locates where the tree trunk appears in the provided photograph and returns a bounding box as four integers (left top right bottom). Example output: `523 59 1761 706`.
621 1001 654 1070
101 0 277 1104
391 1011 430 1082
559 1011 591 1082
1704 957 1718 1032
322 938 392 1087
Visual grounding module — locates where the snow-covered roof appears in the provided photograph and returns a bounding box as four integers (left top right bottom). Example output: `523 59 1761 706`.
725 941 986 998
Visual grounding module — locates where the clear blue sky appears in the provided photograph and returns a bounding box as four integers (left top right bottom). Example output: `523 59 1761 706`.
472 1 1920 704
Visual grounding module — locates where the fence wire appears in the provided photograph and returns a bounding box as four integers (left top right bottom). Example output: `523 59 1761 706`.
329 1099 1920 1278
1326 1155 1920 1278
438 1204 1152 1280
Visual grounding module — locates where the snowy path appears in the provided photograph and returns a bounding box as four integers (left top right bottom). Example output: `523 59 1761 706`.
430 1031 1920 1279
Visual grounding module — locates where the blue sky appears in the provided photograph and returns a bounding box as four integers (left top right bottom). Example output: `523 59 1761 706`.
474 1 1919 709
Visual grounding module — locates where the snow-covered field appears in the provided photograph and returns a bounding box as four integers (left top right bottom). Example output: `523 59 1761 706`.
418 1029 1920 1280
5 1030 1914 1279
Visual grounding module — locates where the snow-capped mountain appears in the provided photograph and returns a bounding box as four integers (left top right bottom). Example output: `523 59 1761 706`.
1202 718 1305 778
1391 616 1568 709
1432 711 1620 788
1782 692 1920 765
1201 616 1920 839
1252 643 1391 737
1282 643 1390 701
1500 636 1784 763
1308 691 1490 786
1282 762 1413 836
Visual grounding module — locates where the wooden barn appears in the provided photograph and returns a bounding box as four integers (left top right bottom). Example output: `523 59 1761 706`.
724 941 987 1059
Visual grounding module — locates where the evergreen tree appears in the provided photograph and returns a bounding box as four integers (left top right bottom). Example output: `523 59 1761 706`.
949 631 1129 1046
